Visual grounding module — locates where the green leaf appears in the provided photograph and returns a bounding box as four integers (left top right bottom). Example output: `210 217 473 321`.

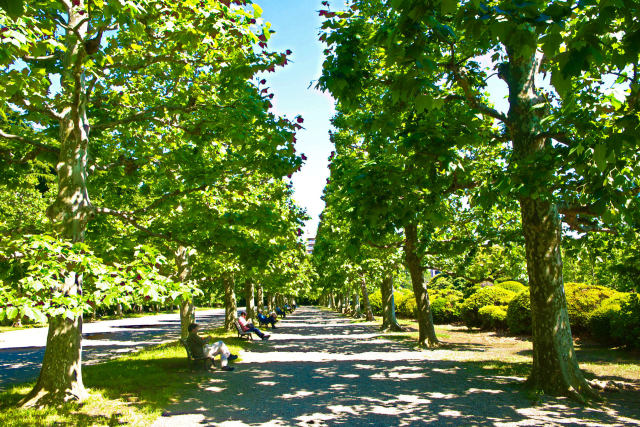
0 0 24 18
6 306 18 320
441 0 457 15
415 94 432 113
593 144 607 172
252 4 263 18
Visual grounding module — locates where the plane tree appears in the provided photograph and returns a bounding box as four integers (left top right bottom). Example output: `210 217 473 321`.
0 0 292 406
319 0 640 399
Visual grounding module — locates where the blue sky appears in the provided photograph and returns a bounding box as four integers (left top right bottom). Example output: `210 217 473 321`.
257 1 512 240
257 0 344 238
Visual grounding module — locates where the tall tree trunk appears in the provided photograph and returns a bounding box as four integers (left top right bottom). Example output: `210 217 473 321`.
403 223 439 347
244 279 256 321
352 290 362 318
175 246 194 340
329 293 335 309
266 293 274 312
180 300 195 339
116 303 123 318
22 8 91 406
381 275 402 331
257 285 264 313
506 46 596 400
359 276 374 321
223 274 237 331
520 199 595 399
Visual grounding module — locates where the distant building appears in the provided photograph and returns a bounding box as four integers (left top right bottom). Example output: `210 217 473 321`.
306 237 315 254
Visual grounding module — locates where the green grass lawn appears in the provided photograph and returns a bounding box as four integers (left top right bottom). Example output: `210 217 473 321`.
0 327 247 426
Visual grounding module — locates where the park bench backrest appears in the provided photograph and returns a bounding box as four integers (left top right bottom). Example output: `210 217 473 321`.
234 320 244 333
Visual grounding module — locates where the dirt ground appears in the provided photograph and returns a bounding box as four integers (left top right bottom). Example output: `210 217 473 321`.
153 307 640 426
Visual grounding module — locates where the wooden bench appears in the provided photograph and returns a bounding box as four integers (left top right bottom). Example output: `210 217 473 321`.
179 338 210 370
234 320 253 340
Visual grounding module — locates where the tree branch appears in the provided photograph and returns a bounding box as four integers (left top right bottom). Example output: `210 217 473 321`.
445 46 508 124
95 207 189 245
0 129 60 154
422 265 493 284
132 184 208 215
91 103 224 130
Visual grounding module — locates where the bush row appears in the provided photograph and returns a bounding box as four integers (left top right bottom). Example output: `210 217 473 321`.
368 278 640 348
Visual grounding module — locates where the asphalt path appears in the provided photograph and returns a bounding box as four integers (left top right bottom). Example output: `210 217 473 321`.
0 308 226 390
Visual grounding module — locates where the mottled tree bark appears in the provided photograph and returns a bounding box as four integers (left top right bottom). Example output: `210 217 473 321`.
403 224 438 347
381 275 403 331
175 246 194 340
257 285 264 313
223 274 237 331
359 277 374 321
244 279 256 321
351 290 362 317
21 6 91 407
505 45 596 400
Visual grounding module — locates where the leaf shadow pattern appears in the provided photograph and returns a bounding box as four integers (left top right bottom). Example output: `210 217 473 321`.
154 307 640 426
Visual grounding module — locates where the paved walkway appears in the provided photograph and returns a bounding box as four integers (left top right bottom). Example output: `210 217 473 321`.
153 307 640 426
0 309 225 389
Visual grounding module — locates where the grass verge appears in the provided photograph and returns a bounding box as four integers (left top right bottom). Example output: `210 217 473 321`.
0 327 245 426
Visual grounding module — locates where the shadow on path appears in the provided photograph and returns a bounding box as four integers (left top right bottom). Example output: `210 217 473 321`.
0 310 224 389
154 307 640 426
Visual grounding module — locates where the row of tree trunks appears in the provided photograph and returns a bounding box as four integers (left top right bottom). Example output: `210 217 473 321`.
359 276 375 321
380 275 402 331
244 280 256 321
403 223 439 347
257 286 264 312
351 291 362 317
223 274 237 331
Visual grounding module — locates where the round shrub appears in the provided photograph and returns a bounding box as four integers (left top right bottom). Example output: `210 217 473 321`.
428 274 454 290
506 290 531 335
588 293 630 343
461 286 516 328
368 289 383 315
463 281 495 299
430 288 464 324
478 305 508 330
610 293 640 349
564 282 618 332
394 289 417 318
397 293 417 317
496 280 527 294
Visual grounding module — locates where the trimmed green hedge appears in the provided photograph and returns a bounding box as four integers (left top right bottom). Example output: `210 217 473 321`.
461 286 516 328
564 282 618 332
506 290 531 335
588 293 630 343
430 288 464 324
496 280 527 294
610 293 640 349
478 305 507 330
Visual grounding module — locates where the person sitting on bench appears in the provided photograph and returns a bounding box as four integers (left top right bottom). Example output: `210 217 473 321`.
257 311 277 329
186 323 237 371
275 306 286 318
238 311 270 340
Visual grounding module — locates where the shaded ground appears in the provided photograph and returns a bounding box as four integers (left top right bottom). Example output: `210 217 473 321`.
154 307 640 426
0 309 225 389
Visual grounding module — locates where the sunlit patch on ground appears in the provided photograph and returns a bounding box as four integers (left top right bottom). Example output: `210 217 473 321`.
153 307 640 427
